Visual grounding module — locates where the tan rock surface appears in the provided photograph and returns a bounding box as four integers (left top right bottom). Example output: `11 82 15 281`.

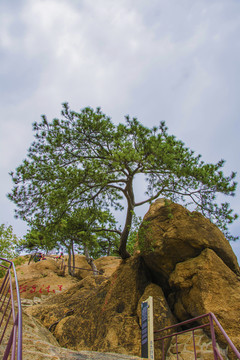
25 256 160 357
21 309 145 359
64 254 93 279
94 256 121 277
137 283 176 359
169 248 240 352
4 202 240 359
140 200 239 285
25 274 107 331
55 254 120 278
15 259 78 299
13 254 117 300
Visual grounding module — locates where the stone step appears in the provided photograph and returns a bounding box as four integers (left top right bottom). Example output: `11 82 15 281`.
23 348 145 360
23 338 145 359
23 349 63 360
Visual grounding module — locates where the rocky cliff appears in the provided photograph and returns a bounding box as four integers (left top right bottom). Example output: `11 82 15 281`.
21 200 240 359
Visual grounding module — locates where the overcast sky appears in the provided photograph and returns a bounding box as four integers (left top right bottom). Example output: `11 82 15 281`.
1 0 240 259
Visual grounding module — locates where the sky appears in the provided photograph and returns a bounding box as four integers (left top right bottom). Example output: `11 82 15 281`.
0 0 240 259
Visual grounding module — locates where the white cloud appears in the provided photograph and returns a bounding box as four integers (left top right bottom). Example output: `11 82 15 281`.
0 0 239 256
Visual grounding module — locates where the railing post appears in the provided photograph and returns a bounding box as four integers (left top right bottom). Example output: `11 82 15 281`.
154 312 240 360
162 339 164 360
141 296 154 360
175 334 179 360
192 329 197 360
209 313 218 360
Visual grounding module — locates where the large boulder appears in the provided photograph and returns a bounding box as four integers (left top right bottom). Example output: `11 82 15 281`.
139 199 239 287
169 248 240 352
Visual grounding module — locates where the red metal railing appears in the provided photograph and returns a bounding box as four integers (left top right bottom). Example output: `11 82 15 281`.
154 312 240 360
0 258 22 359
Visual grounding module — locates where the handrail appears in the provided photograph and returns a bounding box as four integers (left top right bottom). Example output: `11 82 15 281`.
154 312 240 360
0 257 22 360
209 312 240 359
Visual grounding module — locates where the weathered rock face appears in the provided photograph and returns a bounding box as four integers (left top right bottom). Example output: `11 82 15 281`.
25 275 107 333
26 256 176 357
139 199 239 288
169 248 240 352
65 255 121 279
15 259 79 299
20 309 145 360
21 200 240 358
70 254 93 279
94 256 122 277
137 283 176 357
14 255 120 301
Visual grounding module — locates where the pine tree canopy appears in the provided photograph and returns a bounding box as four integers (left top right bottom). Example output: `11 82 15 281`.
8 103 238 259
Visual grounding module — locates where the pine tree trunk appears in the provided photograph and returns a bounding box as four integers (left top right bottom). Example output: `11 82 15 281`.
67 247 72 275
107 240 111 256
71 240 75 276
118 178 134 259
118 205 133 259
